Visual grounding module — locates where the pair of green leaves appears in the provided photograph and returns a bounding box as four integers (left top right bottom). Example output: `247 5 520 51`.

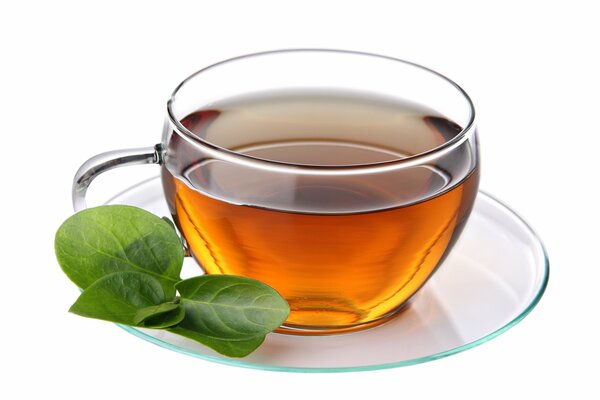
55 205 289 357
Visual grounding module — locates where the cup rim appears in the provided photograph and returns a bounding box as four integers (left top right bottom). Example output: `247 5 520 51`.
166 49 476 175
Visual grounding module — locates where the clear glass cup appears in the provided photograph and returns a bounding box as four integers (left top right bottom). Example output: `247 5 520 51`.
73 49 479 334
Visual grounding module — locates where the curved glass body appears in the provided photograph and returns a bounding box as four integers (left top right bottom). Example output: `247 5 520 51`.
160 50 479 333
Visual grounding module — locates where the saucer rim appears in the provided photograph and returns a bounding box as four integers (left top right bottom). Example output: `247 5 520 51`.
107 179 550 373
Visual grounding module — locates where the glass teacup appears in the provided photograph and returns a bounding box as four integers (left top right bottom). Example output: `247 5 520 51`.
73 50 479 334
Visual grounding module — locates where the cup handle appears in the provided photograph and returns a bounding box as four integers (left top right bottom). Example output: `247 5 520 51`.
72 144 163 211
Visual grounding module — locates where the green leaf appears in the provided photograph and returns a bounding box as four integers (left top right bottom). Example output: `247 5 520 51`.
55 205 184 296
56 206 289 357
133 302 180 325
176 275 290 338
168 326 265 358
142 306 185 328
69 271 184 328
161 217 177 232
169 275 289 356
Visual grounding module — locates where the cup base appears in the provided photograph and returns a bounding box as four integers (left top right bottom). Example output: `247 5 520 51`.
275 300 413 336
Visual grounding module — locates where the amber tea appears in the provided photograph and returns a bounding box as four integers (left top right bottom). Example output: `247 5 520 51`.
161 90 479 332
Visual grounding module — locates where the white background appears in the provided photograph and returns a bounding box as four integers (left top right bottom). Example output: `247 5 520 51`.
1 0 598 398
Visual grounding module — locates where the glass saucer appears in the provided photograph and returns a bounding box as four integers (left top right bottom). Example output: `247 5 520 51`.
105 177 549 372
